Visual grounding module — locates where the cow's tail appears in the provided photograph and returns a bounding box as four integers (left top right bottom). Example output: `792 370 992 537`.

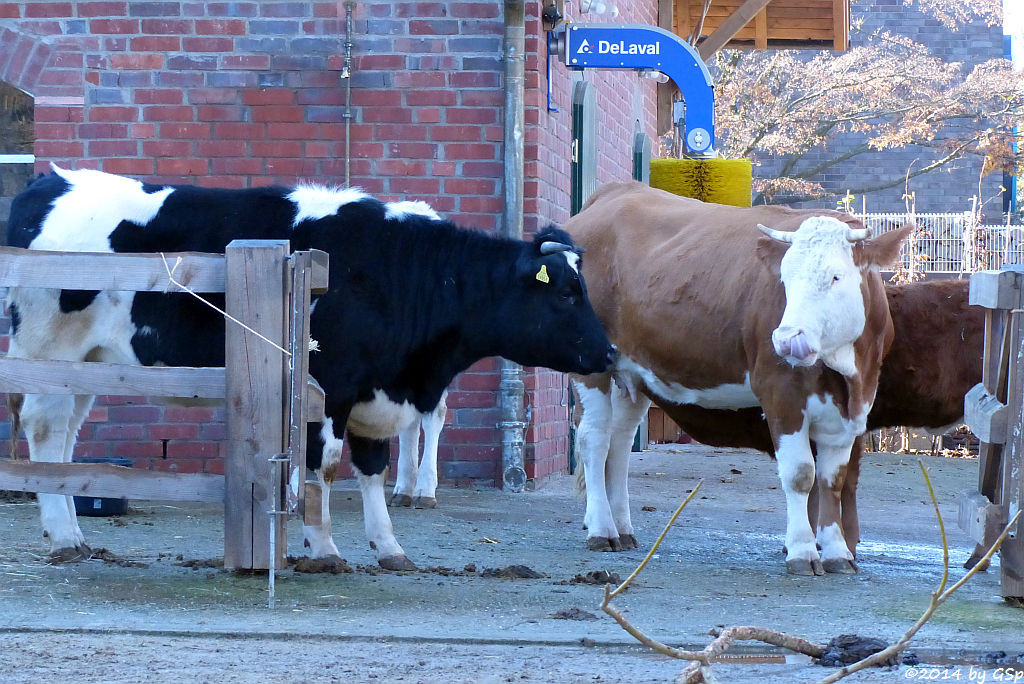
7 393 22 459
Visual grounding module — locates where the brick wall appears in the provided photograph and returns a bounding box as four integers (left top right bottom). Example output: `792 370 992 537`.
0 0 658 486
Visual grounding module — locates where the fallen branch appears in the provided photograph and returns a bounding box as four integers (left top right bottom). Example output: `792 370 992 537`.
598 460 1019 684
820 460 1022 684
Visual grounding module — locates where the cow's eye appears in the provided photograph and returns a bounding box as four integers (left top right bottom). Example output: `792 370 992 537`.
831 274 841 285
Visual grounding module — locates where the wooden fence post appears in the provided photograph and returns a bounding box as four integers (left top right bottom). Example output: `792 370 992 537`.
224 240 290 570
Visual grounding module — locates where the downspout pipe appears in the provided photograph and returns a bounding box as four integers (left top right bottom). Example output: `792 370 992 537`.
500 0 528 492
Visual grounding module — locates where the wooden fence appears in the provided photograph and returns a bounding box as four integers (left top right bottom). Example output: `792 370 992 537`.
961 266 1024 600
0 240 327 571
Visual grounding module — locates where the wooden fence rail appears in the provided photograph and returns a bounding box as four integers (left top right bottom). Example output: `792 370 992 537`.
0 241 328 571
961 265 1024 600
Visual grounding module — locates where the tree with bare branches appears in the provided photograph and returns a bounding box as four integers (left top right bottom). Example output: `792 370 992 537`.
699 0 1023 208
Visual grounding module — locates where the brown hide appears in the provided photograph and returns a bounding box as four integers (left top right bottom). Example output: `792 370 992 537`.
567 181 898 445
657 279 984 452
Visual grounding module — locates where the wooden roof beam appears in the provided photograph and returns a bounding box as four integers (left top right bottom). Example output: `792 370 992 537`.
696 0 775 61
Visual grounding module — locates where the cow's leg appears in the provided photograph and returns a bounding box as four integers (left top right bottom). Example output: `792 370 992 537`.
775 430 824 575
389 418 420 508
603 390 652 551
813 441 857 574
303 420 343 559
839 437 863 559
349 434 416 570
412 394 446 509
23 393 95 560
573 380 618 551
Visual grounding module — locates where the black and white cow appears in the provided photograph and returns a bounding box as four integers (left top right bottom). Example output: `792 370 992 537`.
5 165 616 569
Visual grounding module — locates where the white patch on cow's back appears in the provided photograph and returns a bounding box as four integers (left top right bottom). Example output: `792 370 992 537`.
347 389 419 440
33 165 173 252
288 185 368 226
385 200 439 221
616 356 758 409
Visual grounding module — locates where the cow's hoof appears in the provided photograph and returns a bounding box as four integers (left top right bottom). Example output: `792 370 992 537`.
379 554 418 571
48 544 93 563
586 536 622 552
412 496 437 509
823 558 858 574
618 534 639 550
388 493 413 507
786 558 825 576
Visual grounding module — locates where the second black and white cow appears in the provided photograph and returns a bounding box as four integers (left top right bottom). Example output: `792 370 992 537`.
6 165 617 569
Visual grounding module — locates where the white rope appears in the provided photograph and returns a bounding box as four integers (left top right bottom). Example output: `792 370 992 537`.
160 253 292 358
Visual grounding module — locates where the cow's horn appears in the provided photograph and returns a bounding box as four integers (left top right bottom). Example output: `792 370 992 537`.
757 224 795 243
540 241 573 255
845 227 871 242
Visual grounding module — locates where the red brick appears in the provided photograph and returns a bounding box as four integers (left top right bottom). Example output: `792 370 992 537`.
84 72 100 86
34 105 83 123
197 105 244 121
102 157 155 176
357 54 405 70
197 139 246 156
34 122 77 139
143 105 195 122
114 442 163 459
443 143 498 160
89 18 138 33
351 89 402 107
377 160 428 176
140 18 192 33
211 157 263 175
414 108 441 124
242 89 295 105
78 2 128 17
160 122 212 139
78 123 129 138
385 142 437 159
38 70 83 86
194 18 245 34
349 142 385 159
250 140 302 157
182 36 234 52
130 122 156 138
447 108 498 125
130 36 181 51
134 88 183 105
214 122 265 139
444 178 497 195
460 196 503 213
265 158 317 176
88 140 139 156
393 71 446 88
157 158 209 175
110 53 164 70
25 2 72 17
267 122 317 139
34 140 84 157
163 406 217 422
50 52 82 68
430 125 484 142
388 177 441 195
0 5 20 18
204 459 226 475
89 106 138 122
361 108 413 124
406 90 457 107
143 139 194 156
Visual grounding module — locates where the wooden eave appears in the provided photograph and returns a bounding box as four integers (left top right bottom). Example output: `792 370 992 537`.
676 0 850 57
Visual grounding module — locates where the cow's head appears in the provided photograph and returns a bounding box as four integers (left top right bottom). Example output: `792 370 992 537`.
756 218 909 376
495 226 617 375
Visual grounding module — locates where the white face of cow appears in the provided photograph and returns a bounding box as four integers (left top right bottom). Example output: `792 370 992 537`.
760 217 869 377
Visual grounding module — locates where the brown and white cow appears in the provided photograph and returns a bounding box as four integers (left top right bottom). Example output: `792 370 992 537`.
656 279 984 557
566 182 909 576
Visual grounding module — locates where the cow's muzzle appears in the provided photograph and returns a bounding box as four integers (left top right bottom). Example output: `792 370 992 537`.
772 328 818 367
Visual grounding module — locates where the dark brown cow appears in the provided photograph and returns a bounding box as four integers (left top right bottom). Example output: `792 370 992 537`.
642 279 983 557
566 182 909 575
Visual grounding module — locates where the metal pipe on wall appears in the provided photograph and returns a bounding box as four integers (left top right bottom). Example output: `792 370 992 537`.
500 0 528 492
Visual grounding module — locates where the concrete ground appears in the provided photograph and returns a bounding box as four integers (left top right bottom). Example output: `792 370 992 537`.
2 443 1023 683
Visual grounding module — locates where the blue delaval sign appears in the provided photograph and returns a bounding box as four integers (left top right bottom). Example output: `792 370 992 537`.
560 23 715 155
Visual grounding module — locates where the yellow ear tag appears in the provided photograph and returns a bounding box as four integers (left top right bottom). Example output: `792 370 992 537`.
535 264 550 283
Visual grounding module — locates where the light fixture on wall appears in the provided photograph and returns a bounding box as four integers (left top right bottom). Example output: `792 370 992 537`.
638 69 670 83
579 0 617 16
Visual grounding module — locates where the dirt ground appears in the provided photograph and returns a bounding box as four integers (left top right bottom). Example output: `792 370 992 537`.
2 443 1023 683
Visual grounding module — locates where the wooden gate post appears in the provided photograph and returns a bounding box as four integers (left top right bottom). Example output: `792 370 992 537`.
963 266 1024 600
224 240 290 570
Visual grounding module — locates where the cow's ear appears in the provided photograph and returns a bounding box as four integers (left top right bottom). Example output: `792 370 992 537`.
854 224 912 269
756 236 787 277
